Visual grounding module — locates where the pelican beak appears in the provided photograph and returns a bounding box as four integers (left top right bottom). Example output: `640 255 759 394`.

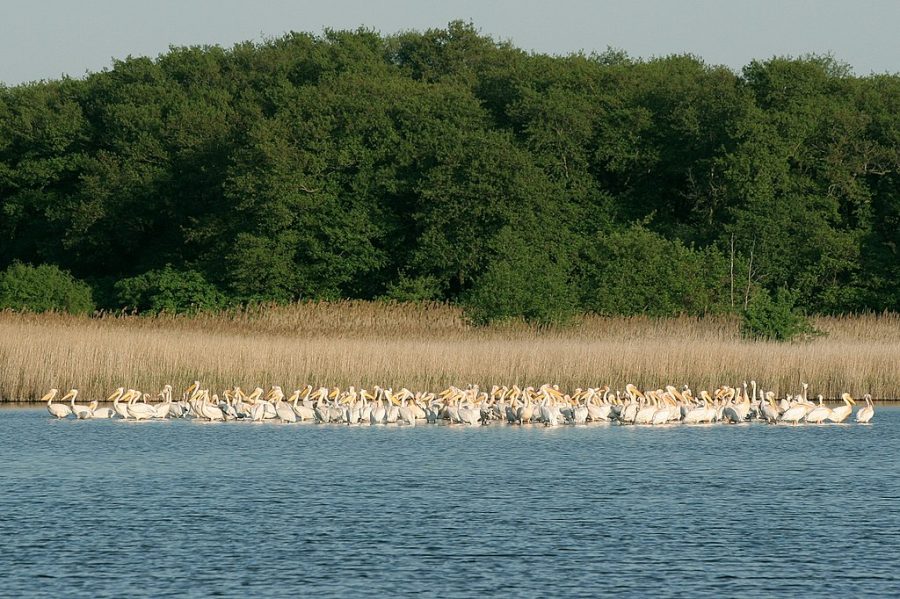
61 390 77 401
40 390 57 402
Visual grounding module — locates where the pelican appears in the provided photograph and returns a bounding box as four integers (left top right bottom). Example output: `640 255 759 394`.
519 389 535 424
651 394 674 425
69 390 92 419
780 399 808 425
855 394 874 424
199 391 225 421
683 395 709 424
760 392 780 424
384 389 401 424
153 385 173 419
827 393 855 424
458 393 481 425
111 388 130 419
587 388 612 422
398 396 416 426
538 387 559 426
271 388 296 423
44 389 71 419
804 395 832 424
291 389 317 421
634 394 657 425
90 400 115 419
572 399 589 425
370 390 386 424
126 392 157 421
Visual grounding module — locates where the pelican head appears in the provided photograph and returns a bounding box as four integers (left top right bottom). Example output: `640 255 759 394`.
42 389 59 403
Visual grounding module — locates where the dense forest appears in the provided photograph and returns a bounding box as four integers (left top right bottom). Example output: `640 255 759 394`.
1 22 898 322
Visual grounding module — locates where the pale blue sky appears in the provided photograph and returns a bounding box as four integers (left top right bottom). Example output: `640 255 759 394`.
2 0 898 85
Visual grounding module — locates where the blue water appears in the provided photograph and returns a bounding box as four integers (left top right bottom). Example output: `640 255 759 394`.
2 406 899 598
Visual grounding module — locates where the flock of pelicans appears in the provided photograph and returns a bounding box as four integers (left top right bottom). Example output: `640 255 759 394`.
42 381 876 426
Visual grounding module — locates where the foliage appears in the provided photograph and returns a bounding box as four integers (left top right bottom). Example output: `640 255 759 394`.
577 226 730 316
0 262 94 314
0 23 898 321
462 227 577 325
741 288 822 341
114 267 226 314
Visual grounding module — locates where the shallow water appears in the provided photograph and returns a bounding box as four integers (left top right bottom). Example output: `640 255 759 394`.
2 406 899 598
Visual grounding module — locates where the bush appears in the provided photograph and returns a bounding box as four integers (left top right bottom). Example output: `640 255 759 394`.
462 228 577 325
115 266 226 314
0 262 95 314
741 288 822 341
381 275 443 302
578 225 731 317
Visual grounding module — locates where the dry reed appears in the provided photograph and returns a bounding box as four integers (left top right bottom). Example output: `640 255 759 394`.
1 302 898 401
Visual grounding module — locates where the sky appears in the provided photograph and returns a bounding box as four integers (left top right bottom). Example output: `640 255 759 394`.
2 0 899 85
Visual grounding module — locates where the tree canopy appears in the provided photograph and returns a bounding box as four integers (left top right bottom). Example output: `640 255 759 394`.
1 23 897 320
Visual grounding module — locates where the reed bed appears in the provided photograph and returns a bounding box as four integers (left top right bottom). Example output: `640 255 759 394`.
1 303 898 401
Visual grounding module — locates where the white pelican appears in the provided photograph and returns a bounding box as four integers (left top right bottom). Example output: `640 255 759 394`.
634 394 657 425
272 388 296 423
199 391 224 421
804 395 832 424
651 394 673 425
721 388 742 424
856 394 874 424
458 395 481 425
398 397 416 426
44 389 71 419
409 393 427 420
90 400 115 419
153 385 173 419
519 390 535 424
69 390 92 419
111 388 130 419
345 397 362 424
827 393 855 423
780 399 807 425
291 389 317 421
760 392 780 424
126 392 157 421
538 387 558 426
384 389 401 424
572 400 589 425
683 397 708 424
587 388 612 422
370 391 386 424
619 397 638 424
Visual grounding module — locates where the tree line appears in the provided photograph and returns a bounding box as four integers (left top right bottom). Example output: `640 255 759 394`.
1 22 898 322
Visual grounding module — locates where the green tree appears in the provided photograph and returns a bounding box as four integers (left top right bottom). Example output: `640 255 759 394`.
114 266 225 313
0 262 94 314
462 227 576 324
577 226 730 316
741 288 820 341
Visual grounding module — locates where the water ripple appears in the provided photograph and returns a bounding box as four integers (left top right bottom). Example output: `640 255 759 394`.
1 407 899 597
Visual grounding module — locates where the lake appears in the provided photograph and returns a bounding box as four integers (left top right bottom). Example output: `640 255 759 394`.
2 405 899 598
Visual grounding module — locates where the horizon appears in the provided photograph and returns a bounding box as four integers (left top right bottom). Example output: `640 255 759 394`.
2 0 899 85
